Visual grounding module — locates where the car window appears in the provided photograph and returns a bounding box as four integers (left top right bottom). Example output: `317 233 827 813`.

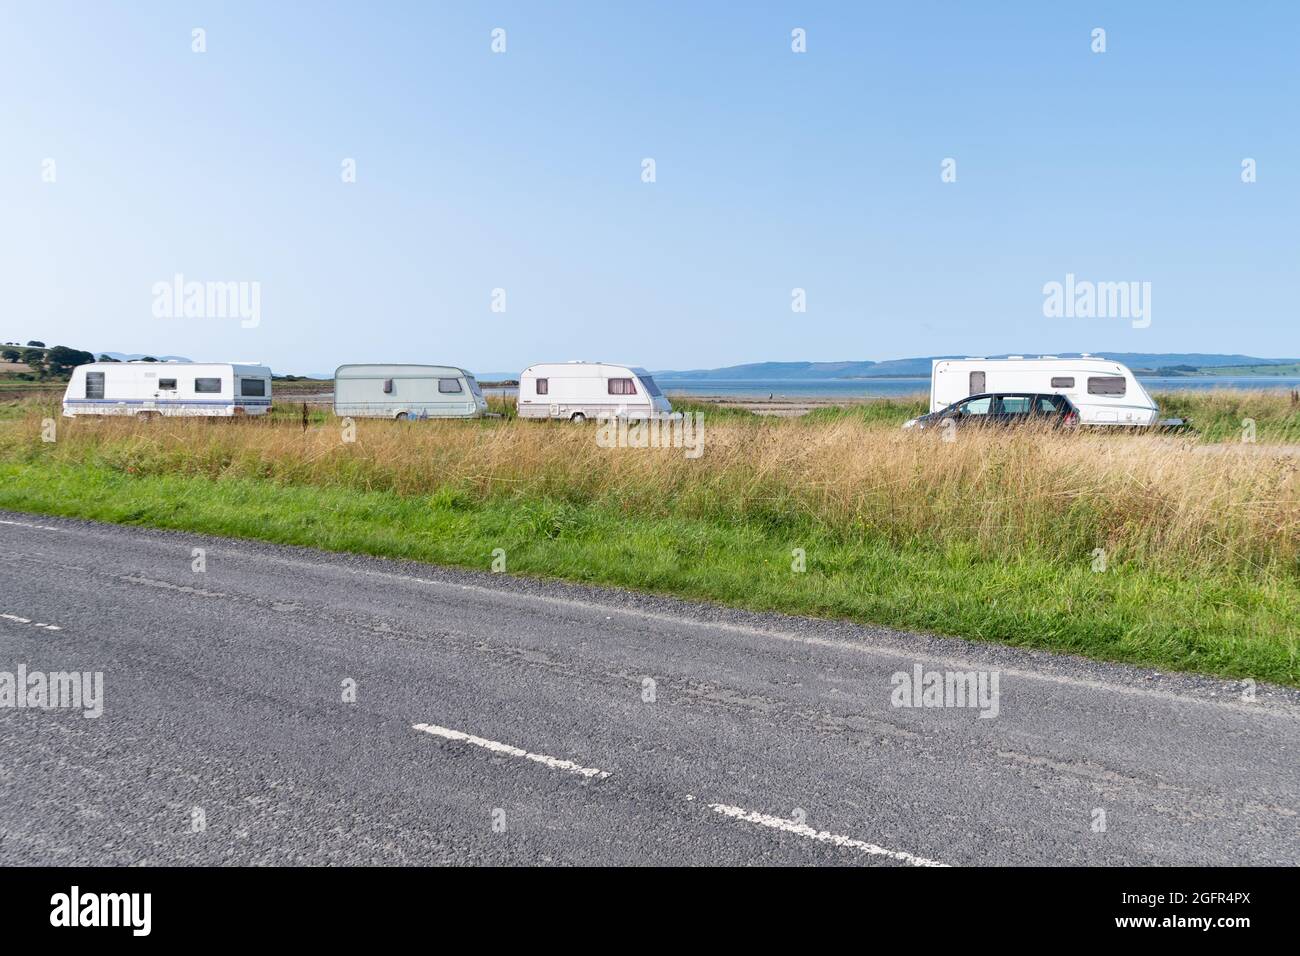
1036 396 1062 413
960 397 992 416
996 396 1032 415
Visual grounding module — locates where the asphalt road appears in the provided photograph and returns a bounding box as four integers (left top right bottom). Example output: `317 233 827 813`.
1 509 1296 866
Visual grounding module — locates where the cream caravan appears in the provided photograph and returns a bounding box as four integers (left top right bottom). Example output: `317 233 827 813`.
518 362 672 422
62 362 273 418
929 356 1158 426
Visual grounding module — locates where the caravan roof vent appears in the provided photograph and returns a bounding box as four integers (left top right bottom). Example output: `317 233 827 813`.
1007 355 1024 359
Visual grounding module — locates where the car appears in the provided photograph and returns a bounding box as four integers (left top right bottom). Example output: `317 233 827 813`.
902 393 1080 431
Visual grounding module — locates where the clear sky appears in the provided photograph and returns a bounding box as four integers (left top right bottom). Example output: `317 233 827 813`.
2 1 1296 375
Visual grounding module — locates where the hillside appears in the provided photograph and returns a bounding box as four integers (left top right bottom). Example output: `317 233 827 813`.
656 353 1300 380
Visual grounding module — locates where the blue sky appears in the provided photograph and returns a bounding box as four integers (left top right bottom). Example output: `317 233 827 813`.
2 1 1296 375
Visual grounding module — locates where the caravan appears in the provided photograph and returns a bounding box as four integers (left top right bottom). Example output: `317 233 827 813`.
928 356 1159 426
62 362 273 418
517 362 672 422
333 364 487 419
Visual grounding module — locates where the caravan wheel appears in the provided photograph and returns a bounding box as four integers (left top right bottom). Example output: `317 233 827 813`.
394 412 408 421
570 412 586 424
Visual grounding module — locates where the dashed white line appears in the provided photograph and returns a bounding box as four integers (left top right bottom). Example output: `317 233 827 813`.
1 613 61 631
412 722 945 864
412 723 611 779
119 575 225 598
708 803 949 867
0 518 67 533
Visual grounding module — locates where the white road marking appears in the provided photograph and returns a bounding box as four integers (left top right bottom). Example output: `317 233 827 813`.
411 723 942 864
119 575 225 598
412 723 611 779
1 613 61 631
708 803 949 867
0 518 67 533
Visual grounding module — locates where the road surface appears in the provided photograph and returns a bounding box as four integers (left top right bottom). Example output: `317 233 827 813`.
0 510 1296 865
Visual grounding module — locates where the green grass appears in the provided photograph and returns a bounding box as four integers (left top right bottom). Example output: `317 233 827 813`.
1154 391 1300 442
1 457 1294 685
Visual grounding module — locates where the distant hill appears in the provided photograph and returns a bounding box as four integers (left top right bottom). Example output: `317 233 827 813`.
655 353 1300 380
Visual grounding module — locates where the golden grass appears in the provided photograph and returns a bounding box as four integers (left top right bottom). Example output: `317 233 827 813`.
4 398 1297 579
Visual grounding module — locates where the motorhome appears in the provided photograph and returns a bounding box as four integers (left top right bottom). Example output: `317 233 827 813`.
517 362 672 421
61 362 273 418
929 356 1159 426
333 364 487 419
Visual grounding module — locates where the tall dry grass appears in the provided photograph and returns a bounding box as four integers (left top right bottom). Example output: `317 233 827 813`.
4 401 1297 578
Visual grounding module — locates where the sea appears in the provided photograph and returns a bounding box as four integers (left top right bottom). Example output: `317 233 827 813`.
484 376 1300 400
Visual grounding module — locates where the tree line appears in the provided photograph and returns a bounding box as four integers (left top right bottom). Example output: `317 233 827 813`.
0 340 146 379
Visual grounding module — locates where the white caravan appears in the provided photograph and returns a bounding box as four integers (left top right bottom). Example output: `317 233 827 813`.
929 356 1158 426
62 362 273 418
334 364 487 419
518 362 672 421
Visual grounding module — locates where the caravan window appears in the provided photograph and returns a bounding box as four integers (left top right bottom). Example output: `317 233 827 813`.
438 378 462 393
85 372 105 399
240 378 266 397
969 371 985 395
1050 377 1075 389
608 378 636 395
194 378 221 394
535 378 549 395
159 378 177 390
382 379 394 394
1087 376 1126 397
638 376 663 397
